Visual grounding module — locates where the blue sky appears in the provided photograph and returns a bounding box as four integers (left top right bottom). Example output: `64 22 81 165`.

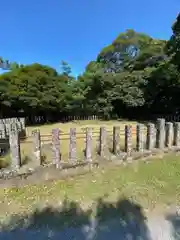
0 0 179 76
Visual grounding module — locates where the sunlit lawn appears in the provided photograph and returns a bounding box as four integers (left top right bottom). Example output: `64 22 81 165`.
26 119 138 135
0 153 180 218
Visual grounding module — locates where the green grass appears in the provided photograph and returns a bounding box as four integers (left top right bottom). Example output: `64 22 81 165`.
0 153 180 218
26 119 138 135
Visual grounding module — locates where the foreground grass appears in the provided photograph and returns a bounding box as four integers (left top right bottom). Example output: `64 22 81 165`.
0 153 180 218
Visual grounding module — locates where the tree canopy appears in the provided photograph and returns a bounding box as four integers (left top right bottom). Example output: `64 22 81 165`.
0 13 180 121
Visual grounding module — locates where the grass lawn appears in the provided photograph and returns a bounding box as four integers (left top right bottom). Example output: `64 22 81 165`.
26 119 138 135
0 153 180 220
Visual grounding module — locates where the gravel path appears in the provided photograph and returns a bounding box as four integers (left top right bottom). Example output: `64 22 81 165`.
0 211 179 239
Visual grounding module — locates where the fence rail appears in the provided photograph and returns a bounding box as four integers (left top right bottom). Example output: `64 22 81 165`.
25 115 101 125
19 127 141 143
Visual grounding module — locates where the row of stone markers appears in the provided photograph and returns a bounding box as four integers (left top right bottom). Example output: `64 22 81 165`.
7 118 180 170
0 117 26 139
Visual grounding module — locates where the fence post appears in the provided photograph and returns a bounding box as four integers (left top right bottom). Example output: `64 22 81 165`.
113 126 120 155
69 128 76 162
9 123 21 169
32 129 42 165
146 123 155 151
165 122 173 148
52 128 61 168
174 122 180 147
125 125 132 160
136 124 144 153
156 118 165 149
85 128 92 162
99 127 107 157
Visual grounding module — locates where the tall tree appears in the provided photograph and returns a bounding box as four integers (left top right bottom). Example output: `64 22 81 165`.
166 13 180 68
9 62 20 71
0 58 11 70
60 61 72 76
0 63 71 117
97 29 165 73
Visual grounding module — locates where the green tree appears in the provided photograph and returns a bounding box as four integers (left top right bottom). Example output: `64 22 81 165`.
0 58 11 70
97 29 165 73
0 15 179 121
166 13 180 68
0 63 72 117
144 61 180 114
60 61 72 76
85 61 104 74
9 62 20 70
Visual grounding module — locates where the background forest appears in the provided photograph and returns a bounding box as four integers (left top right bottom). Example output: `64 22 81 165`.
0 13 180 122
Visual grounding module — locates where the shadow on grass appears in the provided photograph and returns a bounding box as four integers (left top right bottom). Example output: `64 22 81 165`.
166 213 180 239
0 196 151 239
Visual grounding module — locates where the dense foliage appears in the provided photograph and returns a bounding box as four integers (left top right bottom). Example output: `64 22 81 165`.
0 13 180 121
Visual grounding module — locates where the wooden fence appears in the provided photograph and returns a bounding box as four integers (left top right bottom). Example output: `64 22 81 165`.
25 115 100 125
0 118 179 170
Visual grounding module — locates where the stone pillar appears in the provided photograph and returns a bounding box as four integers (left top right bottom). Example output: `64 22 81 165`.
0 130 3 140
0 120 6 138
156 118 165 149
20 117 25 129
125 125 132 160
174 122 180 147
19 117 26 137
0 122 6 139
52 128 61 168
5 122 10 137
32 129 42 165
99 127 107 157
136 124 144 152
0 124 6 155
16 120 21 133
69 128 76 161
165 122 173 148
9 123 21 169
113 126 120 155
146 123 155 151
85 128 92 161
